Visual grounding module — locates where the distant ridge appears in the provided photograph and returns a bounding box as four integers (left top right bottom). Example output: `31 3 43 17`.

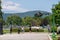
3 10 51 20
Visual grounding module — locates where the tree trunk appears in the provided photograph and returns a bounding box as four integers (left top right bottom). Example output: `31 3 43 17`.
0 22 3 34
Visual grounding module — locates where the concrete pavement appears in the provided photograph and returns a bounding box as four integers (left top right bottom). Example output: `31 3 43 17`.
0 32 50 40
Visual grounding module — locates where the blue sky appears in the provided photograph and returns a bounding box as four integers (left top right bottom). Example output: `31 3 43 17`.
2 0 60 13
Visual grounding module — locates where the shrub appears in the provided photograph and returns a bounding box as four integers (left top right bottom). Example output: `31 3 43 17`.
24 28 29 32
3 29 10 34
12 28 18 32
51 26 57 32
31 28 37 32
12 28 21 32
3 27 44 34
39 29 44 32
31 28 44 32
24 28 44 32
44 29 48 32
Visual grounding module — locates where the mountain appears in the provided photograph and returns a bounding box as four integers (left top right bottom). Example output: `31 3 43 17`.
3 10 51 20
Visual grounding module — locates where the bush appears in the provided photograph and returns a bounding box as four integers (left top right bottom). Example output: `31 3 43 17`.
31 28 37 32
24 28 44 32
12 28 18 32
24 28 29 32
51 33 57 40
44 29 48 32
39 29 44 32
12 28 21 32
51 26 57 32
3 29 10 34
31 28 44 32
3 28 44 34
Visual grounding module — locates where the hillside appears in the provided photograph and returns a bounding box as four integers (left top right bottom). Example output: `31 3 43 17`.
3 10 51 20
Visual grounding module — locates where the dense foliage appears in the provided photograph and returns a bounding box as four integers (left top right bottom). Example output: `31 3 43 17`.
52 2 60 25
6 15 22 25
6 12 49 27
0 0 3 23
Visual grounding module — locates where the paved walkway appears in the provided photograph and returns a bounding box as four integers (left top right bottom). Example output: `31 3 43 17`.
0 33 49 40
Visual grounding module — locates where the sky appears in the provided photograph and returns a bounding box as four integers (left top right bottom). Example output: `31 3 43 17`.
2 0 60 13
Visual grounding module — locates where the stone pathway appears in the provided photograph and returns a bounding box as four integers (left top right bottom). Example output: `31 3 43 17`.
0 33 49 40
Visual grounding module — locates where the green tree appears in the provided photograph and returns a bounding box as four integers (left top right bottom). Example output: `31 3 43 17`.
52 2 60 25
34 12 43 26
21 16 32 26
6 15 22 25
0 0 3 22
50 2 60 33
0 0 3 34
34 12 43 17
21 17 26 26
42 16 49 26
33 17 42 26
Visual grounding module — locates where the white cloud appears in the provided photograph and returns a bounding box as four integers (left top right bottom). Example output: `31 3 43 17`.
2 1 29 13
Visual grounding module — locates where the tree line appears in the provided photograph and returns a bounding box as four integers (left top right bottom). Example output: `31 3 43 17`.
3 12 49 27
